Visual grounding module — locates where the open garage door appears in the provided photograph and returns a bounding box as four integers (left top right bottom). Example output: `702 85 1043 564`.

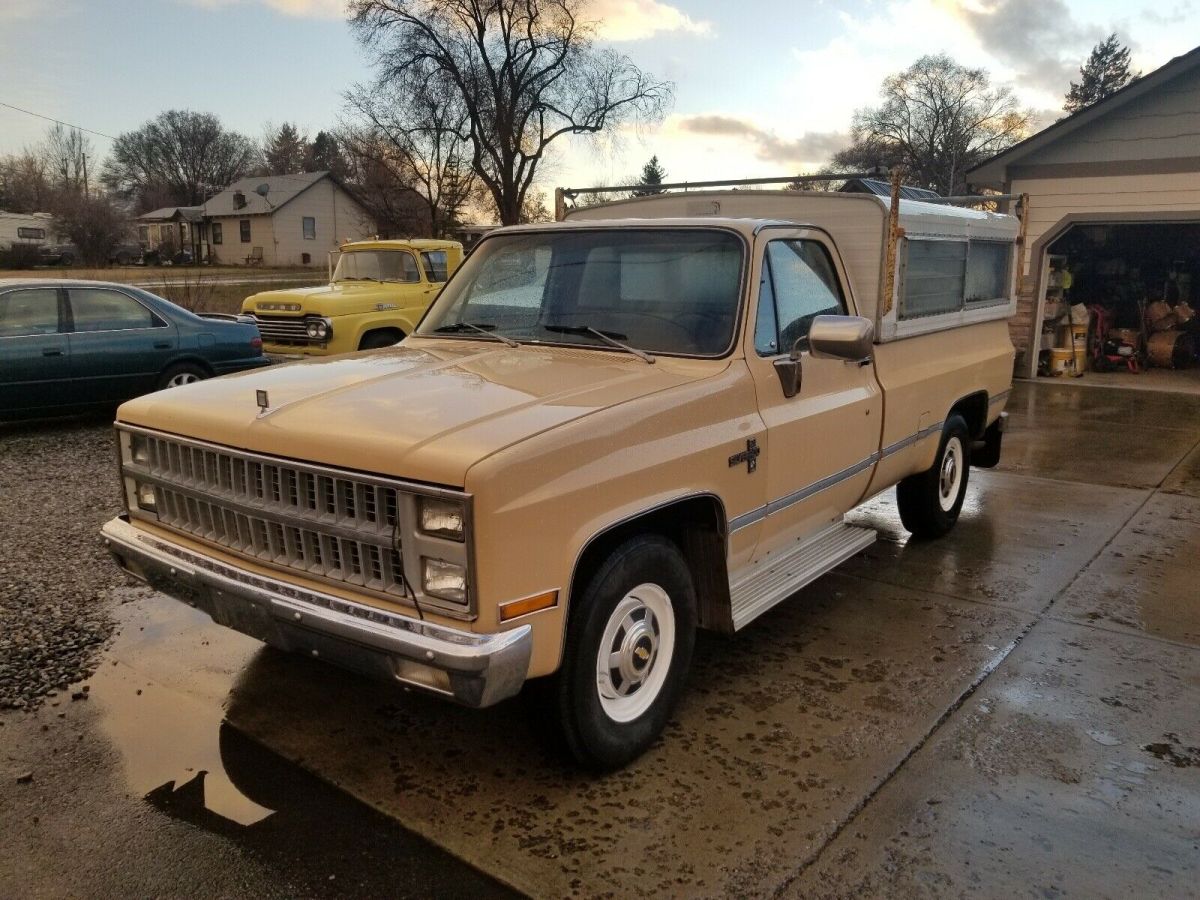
1031 219 1200 390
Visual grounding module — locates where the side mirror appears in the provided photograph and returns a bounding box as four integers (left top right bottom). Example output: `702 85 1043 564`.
808 315 874 363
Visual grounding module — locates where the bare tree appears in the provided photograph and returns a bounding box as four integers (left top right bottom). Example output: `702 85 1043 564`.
343 79 480 238
42 124 93 198
349 0 672 225
833 55 1031 196
52 195 129 266
0 150 51 213
338 132 432 237
101 110 259 210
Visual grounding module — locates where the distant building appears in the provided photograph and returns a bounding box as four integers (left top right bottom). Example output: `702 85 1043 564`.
136 206 204 261
202 172 376 266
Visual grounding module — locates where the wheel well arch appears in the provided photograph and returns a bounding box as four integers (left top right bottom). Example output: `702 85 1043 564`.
949 391 989 440
159 354 214 377
357 326 406 349
568 494 732 635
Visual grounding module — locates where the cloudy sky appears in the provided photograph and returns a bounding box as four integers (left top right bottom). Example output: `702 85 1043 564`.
0 0 1195 195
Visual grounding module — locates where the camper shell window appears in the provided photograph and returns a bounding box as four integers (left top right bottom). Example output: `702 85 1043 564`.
900 238 1012 320
17 227 46 241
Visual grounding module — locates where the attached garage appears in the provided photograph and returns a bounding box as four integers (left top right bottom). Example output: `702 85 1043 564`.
969 44 1200 387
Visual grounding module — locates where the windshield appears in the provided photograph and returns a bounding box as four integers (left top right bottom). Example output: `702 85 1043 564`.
417 229 744 356
333 250 421 283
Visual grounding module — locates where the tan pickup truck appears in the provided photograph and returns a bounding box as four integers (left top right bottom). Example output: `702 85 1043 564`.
101 184 1019 769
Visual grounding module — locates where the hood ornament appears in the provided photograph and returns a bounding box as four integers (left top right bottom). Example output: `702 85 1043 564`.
256 390 270 413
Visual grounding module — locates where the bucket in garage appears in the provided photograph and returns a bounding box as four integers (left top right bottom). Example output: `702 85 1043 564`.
1071 324 1089 373
1049 347 1075 376
1147 330 1195 368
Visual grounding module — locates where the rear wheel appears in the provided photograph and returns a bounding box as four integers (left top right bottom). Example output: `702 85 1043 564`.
896 414 971 539
157 362 209 390
551 535 696 771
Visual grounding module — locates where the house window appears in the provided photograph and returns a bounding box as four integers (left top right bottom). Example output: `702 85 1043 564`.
212 222 223 245
302 217 316 240
16 227 46 241
137 225 149 243
240 219 251 243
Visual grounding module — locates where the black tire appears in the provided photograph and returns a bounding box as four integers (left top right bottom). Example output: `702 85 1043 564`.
114 251 133 266
896 413 971 539
59 252 75 266
551 534 697 771
157 361 209 391
359 330 403 350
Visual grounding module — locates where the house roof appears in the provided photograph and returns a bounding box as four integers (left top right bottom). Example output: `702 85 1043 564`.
968 43 1200 186
202 171 332 218
839 177 942 202
138 206 204 222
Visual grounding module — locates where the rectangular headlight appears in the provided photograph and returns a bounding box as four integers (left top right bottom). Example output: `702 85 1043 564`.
422 557 467 604
129 433 150 465
135 481 157 512
418 497 465 541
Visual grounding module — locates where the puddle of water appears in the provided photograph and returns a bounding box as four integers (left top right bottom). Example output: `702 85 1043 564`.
87 590 272 825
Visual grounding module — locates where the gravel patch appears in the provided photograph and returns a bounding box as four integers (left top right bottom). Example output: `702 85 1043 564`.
0 414 126 710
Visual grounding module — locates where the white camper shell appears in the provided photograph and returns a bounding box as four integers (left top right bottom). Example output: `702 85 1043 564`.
0 211 55 251
564 191 1021 343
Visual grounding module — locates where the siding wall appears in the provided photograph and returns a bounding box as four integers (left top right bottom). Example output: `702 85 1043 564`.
209 214 275 265
1008 169 1200 364
269 180 374 266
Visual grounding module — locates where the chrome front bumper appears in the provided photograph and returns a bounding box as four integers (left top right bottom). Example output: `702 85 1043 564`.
100 515 531 707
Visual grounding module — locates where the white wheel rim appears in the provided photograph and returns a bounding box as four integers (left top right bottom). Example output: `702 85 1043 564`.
167 372 200 388
595 583 675 724
938 435 964 512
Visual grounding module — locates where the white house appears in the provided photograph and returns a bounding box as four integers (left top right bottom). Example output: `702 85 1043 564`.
202 171 375 266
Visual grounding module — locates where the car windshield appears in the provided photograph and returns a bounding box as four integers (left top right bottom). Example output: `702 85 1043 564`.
417 229 744 356
333 250 421 284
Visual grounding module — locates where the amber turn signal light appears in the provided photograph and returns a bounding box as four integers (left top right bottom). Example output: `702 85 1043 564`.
498 590 559 622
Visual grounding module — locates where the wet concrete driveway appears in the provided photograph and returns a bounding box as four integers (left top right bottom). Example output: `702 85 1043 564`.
3 379 1198 898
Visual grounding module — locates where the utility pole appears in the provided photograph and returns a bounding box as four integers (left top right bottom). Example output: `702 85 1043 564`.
82 153 89 199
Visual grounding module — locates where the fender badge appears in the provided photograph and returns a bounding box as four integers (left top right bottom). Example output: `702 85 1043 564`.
256 390 270 413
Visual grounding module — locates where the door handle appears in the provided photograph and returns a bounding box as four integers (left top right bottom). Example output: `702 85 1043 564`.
154 342 172 349
42 348 64 357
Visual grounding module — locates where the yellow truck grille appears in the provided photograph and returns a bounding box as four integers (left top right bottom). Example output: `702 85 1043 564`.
252 315 316 345
131 433 413 599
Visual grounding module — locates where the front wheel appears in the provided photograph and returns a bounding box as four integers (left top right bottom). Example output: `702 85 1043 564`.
552 535 696 771
896 414 971 539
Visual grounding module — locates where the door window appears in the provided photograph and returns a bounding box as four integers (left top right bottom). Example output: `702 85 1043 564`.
421 250 449 282
69 289 158 332
755 240 845 356
0 288 60 337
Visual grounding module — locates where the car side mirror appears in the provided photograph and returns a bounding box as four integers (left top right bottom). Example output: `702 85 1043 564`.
808 315 874 364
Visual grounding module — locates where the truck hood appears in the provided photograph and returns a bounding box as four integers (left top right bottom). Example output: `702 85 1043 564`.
244 282 410 317
117 341 719 486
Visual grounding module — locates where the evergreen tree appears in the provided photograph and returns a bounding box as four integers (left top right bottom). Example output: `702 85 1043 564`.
1064 35 1138 115
632 155 667 196
264 122 309 174
306 131 349 180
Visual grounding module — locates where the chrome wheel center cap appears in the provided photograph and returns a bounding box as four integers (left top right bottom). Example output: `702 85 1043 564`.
619 622 657 685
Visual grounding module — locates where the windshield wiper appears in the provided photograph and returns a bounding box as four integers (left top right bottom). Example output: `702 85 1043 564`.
434 321 520 348
542 324 655 364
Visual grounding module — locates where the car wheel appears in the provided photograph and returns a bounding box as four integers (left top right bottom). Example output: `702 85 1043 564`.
60 253 75 266
551 534 696 771
157 362 209 391
359 330 403 350
896 413 971 539
115 251 133 266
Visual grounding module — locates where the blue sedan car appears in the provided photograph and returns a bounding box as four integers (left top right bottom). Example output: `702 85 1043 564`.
0 279 270 419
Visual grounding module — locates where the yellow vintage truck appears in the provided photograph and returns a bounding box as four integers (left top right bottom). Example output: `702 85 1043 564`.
242 238 464 355
102 178 1022 770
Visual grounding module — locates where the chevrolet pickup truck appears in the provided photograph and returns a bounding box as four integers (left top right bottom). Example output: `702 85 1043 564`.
102 183 1020 769
242 238 463 355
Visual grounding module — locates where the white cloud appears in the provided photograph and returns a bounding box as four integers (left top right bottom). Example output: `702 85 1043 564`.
589 0 713 41
676 114 847 167
179 0 346 18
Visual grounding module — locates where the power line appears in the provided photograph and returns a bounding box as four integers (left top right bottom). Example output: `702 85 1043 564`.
0 101 117 142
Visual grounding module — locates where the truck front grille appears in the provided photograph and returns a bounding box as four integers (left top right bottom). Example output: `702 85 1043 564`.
128 432 413 599
252 315 316 346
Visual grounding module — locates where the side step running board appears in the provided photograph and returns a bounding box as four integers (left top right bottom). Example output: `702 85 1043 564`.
729 522 876 630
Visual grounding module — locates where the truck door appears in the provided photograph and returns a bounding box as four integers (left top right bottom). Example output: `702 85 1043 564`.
0 286 70 415
744 229 883 561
